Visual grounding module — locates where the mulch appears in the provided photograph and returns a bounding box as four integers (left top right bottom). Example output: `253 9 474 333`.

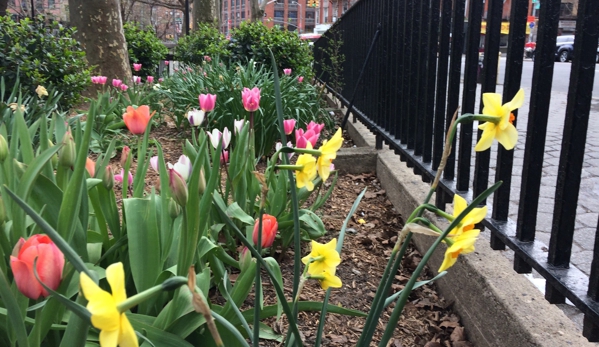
106 113 474 346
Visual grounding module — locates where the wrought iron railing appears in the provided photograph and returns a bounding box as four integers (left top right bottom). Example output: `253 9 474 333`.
314 0 599 341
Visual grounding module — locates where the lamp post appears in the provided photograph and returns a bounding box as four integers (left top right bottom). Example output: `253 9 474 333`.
292 1 302 33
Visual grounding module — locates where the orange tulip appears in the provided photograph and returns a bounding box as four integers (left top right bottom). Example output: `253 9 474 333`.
123 105 152 135
252 214 278 248
85 157 95 177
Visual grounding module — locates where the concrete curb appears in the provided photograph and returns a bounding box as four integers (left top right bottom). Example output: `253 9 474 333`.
334 111 594 346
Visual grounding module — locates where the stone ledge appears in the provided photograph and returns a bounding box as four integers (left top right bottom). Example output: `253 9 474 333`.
338 114 594 347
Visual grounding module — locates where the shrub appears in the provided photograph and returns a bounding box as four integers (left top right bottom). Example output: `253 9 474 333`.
159 59 332 157
124 22 168 79
174 23 229 65
228 21 313 78
0 15 92 109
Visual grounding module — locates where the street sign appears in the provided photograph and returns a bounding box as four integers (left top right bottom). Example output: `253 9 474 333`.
529 22 535 29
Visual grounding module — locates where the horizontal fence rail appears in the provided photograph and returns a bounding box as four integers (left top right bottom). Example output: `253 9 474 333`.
314 0 599 341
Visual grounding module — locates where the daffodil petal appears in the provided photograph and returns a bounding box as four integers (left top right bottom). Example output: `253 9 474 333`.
495 123 518 150
461 206 488 227
80 272 104 299
99 328 119 347
474 126 496 152
452 194 468 218
482 93 503 116
438 249 459 273
118 313 139 347
106 263 127 304
504 88 525 111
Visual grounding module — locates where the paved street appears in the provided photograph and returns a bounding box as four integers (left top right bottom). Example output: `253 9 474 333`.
461 58 599 276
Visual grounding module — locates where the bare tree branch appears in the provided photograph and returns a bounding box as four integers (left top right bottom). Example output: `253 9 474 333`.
134 0 184 11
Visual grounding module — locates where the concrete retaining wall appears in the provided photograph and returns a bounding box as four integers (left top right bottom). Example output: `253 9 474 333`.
334 110 594 347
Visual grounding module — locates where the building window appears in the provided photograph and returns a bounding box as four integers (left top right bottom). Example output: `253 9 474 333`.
274 10 284 18
288 11 297 19
305 11 315 19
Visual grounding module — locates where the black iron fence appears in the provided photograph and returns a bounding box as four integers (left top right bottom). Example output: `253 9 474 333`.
314 0 599 341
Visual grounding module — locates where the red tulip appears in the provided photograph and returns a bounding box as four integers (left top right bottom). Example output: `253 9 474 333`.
10 235 65 300
252 214 278 248
123 105 152 135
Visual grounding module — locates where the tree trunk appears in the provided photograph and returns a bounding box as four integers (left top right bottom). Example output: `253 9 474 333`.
192 0 218 29
68 0 132 92
250 0 263 22
0 0 8 17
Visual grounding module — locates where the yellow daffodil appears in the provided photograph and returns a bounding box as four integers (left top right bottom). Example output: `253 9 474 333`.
317 128 343 181
295 143 317 191
438 228 480 272
80 263 138 347
35 85 48 98
475 88 524 152
302 238 341 275
311 267 342 290
449 194 487 236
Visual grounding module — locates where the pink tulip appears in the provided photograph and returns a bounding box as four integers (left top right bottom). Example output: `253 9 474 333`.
10 234 65 300
112 79 123 88
146 76 154 83
306 121 325 134
120 84 129 91
98 76 107 85
115 169 133 185
165 60 169 66
283 68 292 75
199 93 217 112
133 76 141 84
295 128 319 149
241 87 261 112
133 63 142 71
222 127 231 149
298 76 304 83
169 155 192 181
150 156 159 172
91 76 98 84
158 78 164 83
204 55 212 62
220 150 229 164
283 119 296 135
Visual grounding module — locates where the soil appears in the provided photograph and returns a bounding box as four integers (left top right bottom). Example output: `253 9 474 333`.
107 114 473 347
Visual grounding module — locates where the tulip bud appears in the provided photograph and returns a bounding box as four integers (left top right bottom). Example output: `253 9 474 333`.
168 198 181 219
0 134 8 163
198 169 206 194
49 140 58 168
58 131 76 168
169 169 188 207
252 214 278 248
13 159 27 175
10 234 65 300
239 247 252 273
103 166 114 190
120 146 131 167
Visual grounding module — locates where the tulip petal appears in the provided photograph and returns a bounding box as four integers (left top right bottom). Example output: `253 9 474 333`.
495 123 519 150
10 257 42 299
35 243 64 295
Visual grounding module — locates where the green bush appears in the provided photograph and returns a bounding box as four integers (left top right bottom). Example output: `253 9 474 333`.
159 59 332 157
174 23 229 65
228 21 313 78
0 15 92 109
124 22 168 78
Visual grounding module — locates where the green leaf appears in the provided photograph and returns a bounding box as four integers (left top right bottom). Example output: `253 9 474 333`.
219 260 256 320
299 209 326 240
383 272 447 307
0 267 29 347
128 313 194 347
225 202 255 225
263 257 284 320
124 197 162 313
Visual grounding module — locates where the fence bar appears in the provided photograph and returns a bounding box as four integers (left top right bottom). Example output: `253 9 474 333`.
413 0 426 157
406 0 419 150
443 0 465 180
400 0 411 145
547 0 599 326
423 0 439 164
432 0 452 172
456 0 483 191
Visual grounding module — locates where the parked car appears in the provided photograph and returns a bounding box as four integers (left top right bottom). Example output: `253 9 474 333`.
555 35 575 62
